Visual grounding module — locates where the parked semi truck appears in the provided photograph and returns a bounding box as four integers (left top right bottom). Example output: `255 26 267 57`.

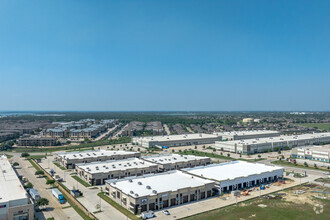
29 188 41 201
52 188 66 204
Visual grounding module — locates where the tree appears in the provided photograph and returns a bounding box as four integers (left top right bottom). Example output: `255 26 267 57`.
13 162 19 166
278 150 281 154
46 179 55 185
213 149 216 152
239 153 242 158
25 182 33 189
314 163 317 168
258 155 261 158
21 152 30 158
35 170 44 176
203 146 205 149
172 149 175 153
227 153 230 157
137 148 140 152
95 203 101 212
194 146 197 150
304 162 308 167
36 198 49 210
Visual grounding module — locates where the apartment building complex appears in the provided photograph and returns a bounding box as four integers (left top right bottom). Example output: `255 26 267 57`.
18 137 57 146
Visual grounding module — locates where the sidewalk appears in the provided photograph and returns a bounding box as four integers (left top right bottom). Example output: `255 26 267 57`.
154 175 318 219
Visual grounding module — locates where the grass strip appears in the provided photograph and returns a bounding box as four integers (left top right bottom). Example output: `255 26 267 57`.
98 192 139 220
72 175 91 187
54 162 66 170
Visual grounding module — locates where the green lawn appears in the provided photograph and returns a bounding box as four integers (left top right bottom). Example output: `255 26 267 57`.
97 192 139 220
184 197 330 220
71 175 91 187
54 162 66 170
177 150 265 162
28 155 46 160
271 160 329 171
297 123 330 131
5 154 13 159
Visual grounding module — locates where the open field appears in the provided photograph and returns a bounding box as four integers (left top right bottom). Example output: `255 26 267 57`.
184 184 330 220
297 123 330 131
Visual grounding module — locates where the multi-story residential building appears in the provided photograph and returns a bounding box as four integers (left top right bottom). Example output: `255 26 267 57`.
18 137 57 146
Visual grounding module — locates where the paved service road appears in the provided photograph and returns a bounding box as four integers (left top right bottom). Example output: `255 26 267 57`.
11 154 81 220
40 156 128 220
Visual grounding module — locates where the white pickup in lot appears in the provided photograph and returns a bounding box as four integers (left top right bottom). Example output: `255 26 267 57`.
141 211 155 219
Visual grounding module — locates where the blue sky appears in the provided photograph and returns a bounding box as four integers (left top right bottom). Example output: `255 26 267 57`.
0 0 329 111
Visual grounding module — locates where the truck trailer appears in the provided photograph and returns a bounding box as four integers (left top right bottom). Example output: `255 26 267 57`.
29 188 41 201
52 188 66 204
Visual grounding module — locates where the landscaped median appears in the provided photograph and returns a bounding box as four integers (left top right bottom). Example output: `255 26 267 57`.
54 162 66 170
271 159 330 171
71 175 91 187
28 159 97 220
98 192 139 220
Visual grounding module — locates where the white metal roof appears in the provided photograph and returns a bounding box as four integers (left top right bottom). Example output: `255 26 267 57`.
0 155 28 203
183 161 283 182
216 132 330 146
107 170 214 198
134 133 219 142
142 154 208 164
76 158 156 174
214 130 280 136
56 150 138 160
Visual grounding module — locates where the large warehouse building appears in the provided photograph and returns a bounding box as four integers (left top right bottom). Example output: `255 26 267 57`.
215 132 330 154
105 171 216 214
214 130 281 141
142 154 211 171
0 155 34 220
291 145 330 163
132 133 221 148
183 161 284 193
55 150 141 169
75 158 158 185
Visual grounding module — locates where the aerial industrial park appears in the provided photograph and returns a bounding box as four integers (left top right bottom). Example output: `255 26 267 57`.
1 1 330 220
0 112 330 220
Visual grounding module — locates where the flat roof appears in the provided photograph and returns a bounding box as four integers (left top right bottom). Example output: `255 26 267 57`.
136 133 219 142
106 170 214 198
0 155 28 202
216 132 330 146
182 161 283 182
214 130 280 136
296 145 330 153
76 158 156 174
56 150 138 160
142 154 209 164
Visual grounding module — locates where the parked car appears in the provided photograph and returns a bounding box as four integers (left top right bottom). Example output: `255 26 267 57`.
162 210 170 215
141 211 155 219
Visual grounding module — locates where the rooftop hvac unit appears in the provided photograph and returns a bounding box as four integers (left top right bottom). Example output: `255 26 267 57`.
129 179 133 183
146 185 151 189
152 190 157 194
138 181 142 185
135 193 139 197
130 190 134 194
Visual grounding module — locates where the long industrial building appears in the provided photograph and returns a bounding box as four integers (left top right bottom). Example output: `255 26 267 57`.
214 130 281 141
291 145 330 163
142 154 211 171
215 132 330 154
55 150 141 169
183 161 284 193
75 158 158 185
132 133 222 148
105 171 216 214
0 155 34 220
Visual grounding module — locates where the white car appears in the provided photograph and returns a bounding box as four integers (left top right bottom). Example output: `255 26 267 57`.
163 210 170 215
